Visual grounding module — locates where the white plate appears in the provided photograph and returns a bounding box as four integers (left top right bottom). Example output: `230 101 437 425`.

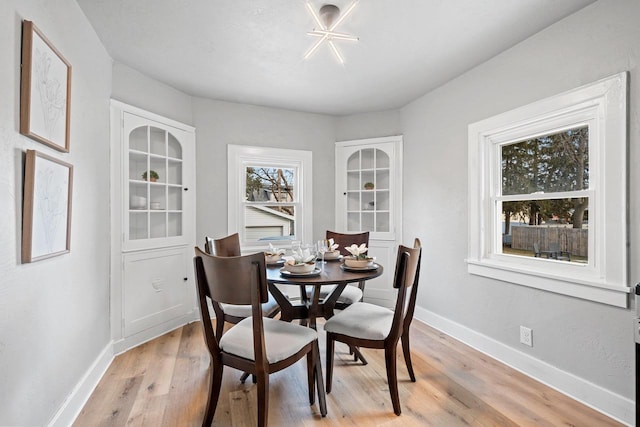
267 259 285 266
340 263 379 272
279 267 322 277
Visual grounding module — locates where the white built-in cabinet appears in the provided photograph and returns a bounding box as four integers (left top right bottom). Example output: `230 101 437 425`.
110 101 197 352
335 136 403 308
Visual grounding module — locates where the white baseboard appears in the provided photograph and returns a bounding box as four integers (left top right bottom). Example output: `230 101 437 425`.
47 342 114 427
413 306 634 426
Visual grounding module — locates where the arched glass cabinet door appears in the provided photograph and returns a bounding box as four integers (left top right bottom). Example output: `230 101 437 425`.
124 113 189 250
345 148 391 234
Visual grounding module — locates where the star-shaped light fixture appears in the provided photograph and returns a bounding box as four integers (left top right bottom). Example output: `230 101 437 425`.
304 1 359 64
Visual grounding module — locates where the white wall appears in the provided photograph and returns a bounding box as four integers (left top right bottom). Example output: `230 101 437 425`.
0 0 112 425
111 62 194 126
192 98 336 244
401 0 638 419
335 109 402 142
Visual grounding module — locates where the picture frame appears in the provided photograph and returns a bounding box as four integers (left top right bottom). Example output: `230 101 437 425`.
20 20 72 153
22 149 73 263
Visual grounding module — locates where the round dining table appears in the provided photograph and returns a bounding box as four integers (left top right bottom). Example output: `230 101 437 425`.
266 259 383 330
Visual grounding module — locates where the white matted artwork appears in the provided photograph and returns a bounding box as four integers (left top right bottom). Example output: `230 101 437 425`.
20 20 72 152
22 150 73 263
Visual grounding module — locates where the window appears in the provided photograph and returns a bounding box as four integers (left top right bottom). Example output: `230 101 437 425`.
500 126 589 263
228 145 312 251
467 73 627 307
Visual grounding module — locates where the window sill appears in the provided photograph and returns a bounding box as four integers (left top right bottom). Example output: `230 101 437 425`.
466 259 629 307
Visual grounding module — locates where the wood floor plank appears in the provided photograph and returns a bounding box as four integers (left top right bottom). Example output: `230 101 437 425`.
74 319 624 427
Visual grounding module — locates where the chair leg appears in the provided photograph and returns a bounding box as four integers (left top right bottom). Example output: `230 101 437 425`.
401 332 416 382
385 346 401 416
240 372 250 383
351 346 368 365
313 341 327 417
306 346 315 405
256 373 269 427
203 361 224 427
326 333 335 394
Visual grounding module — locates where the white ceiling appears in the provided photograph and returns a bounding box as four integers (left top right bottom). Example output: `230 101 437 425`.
76 0 596 116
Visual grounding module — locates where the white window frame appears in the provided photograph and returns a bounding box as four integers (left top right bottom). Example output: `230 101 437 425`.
467 73 628 307
228 144 313 252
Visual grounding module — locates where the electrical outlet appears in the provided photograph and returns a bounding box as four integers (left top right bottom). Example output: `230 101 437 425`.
520 326 533 347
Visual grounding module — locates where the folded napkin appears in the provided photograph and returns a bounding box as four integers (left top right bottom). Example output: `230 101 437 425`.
284 246 316 265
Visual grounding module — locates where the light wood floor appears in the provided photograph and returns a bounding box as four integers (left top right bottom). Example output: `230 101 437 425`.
74 319 623 426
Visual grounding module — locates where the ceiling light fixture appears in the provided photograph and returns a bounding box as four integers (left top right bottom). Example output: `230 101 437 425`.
304 1 359 64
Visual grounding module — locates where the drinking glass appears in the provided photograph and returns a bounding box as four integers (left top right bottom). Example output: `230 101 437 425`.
317 239 328 271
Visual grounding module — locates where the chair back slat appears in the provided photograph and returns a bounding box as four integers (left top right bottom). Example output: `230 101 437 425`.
194 255 221 357
212 233 241 256
388 241 422 342
402 238 422 334
194 247 268 306
326 230 369 256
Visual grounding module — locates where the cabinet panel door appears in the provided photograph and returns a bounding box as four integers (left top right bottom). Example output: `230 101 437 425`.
123 247 190 336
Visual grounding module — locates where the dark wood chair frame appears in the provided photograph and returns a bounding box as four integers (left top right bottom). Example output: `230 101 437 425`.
326 230 369 306
204 234 280 340
322 230 370 363
325 238 422 416
194 247 326 426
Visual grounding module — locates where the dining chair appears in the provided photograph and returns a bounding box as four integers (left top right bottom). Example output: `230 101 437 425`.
204 234 280 340
323 238 422 415
194 247 326 427
305 230 370 309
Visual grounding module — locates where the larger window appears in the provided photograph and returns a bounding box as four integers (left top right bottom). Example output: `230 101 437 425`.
228 145 312 251
467 73 628 307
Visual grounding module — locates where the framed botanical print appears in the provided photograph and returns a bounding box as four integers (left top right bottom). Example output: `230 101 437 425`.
22 150 73 263
20 20 72 152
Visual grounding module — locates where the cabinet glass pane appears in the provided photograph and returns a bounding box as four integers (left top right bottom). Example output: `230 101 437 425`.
347 213 360 232
347 152 359 171
376 212 390 232
129 152 147 181
376 169 390 190
376 190 390 210
361 149 374 169
167 134 182 159
168 213 182 237
361 170 374 190
362 192 375 211
167 159 182 185
347 171 360 191
150 212 166 238
347 192 360 211
150 185 165 210
362 212 374 231
149 127 166 156
375 149 390 168
167 187 182 210
149 158 166 184
130 212 148 240
129 127 147 152
129 182 147 209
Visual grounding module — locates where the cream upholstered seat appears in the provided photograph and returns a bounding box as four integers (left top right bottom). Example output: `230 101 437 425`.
194 247 326 426
323 302 394 340
323 238 422 416
220 316 317 363
220 292 279 318
306 284 363 305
